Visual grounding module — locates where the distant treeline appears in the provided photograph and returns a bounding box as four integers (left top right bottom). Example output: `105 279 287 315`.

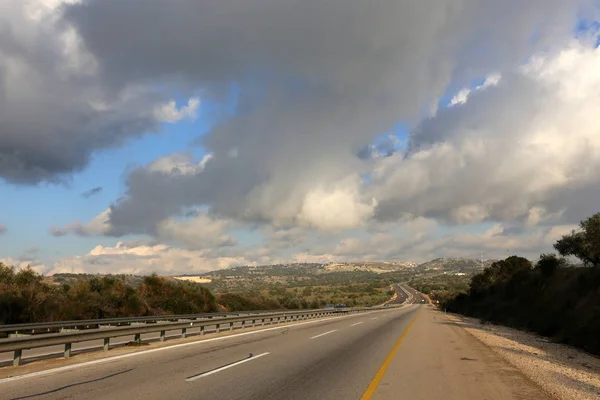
442 212 600 355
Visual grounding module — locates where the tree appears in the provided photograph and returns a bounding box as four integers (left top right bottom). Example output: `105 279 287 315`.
536 254 568 277
554 213 600 267
469 256 532 297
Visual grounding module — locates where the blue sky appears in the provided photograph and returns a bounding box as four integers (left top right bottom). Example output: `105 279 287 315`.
0 99 210 263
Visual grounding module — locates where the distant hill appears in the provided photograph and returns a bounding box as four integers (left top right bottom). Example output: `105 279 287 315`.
196 262 419 292
415 258 496 274
322 261 417 273
47 258 493 293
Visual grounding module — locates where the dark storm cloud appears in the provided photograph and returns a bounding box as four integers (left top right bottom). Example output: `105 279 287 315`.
55 0 587 235
0 1 168 184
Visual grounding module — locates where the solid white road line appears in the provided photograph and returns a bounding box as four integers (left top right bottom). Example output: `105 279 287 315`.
309 330 338 340
185 353 270 382
371 317 379 320
0 311 388 384
350 322 364 326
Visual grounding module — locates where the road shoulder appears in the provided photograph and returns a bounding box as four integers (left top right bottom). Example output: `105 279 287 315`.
445 312 600 400
370 306 552 400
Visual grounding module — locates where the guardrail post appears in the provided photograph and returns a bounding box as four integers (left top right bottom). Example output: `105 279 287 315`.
64 343 72 358
134 333 141 342
13 349 22 367
216 324 220 333
261 318 265 326
252 319 256 327
103 338 110 351
229 322 233 331
200 326 205 335
182 328 187 338
241 320 246 329
160 330 166 341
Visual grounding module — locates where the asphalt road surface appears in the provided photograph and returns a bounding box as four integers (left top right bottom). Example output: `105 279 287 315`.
388 283 424 305
0 304 551 400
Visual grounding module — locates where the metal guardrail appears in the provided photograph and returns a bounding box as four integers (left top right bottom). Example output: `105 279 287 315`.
0 309 298 334
0 308 373 367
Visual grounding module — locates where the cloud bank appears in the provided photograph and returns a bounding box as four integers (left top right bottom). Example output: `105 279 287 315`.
1 1 599 273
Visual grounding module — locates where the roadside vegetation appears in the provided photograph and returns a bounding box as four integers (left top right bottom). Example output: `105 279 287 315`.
0 270 217 325
443 212 600 355
408 274 471 306
217 282 394 311
0 266 394 326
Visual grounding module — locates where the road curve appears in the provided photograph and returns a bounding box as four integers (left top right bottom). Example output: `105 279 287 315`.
388 283 424 305
0 304 550 400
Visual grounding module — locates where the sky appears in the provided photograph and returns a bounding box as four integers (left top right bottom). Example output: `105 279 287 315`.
1 0 600 275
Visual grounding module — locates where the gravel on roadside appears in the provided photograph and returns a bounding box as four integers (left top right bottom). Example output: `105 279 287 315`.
444 312 600 400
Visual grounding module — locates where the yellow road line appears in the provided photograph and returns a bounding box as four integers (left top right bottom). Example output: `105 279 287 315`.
360 310 421 400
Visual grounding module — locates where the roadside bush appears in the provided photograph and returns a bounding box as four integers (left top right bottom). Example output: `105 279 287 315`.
447 247 600 352
0 266 217 324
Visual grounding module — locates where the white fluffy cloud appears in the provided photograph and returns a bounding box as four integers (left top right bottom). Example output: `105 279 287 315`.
49 241 266 275
298 177 377 231
374 39 600 227
449 73 502 106
49 208 112 236
41 216 578 275
147 152 212 176
294 221 578 264
154 97 200 123
0 257 49 275
157 212 237 250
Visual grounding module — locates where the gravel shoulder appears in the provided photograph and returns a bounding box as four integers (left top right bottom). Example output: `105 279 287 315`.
444 312 600 400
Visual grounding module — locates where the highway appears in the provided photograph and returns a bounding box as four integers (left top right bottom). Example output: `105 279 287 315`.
0 300 550 399
387 283 425 305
